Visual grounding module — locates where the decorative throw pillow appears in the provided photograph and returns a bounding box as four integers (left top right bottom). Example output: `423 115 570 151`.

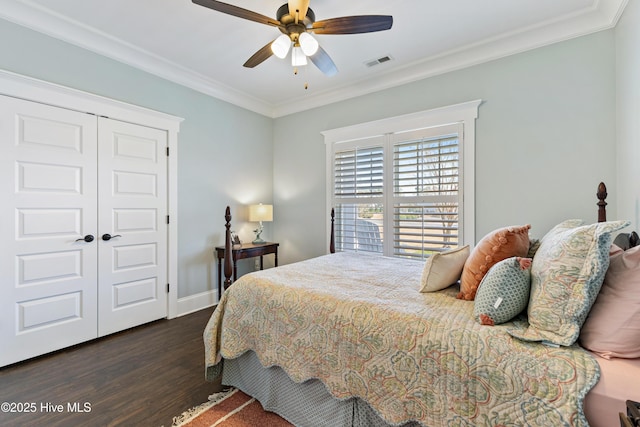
580 244 640 358
509 219 629 346
458 224 531 301
419 245 470 292
474 257 532 326
527 238 541 258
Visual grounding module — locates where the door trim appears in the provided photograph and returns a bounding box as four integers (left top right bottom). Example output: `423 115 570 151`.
0 69 183 319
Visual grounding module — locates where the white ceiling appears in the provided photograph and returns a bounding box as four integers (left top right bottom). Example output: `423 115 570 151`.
0 0 628 117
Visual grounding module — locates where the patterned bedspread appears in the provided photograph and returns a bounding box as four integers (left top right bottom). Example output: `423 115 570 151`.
204 252 600 427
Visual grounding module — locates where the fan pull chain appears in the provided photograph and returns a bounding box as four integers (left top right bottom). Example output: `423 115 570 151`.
292 66 309 90
303 65 308 90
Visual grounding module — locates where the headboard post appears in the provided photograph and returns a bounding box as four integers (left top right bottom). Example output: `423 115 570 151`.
224 206 233 290
597 182 608 223
330 208 335 254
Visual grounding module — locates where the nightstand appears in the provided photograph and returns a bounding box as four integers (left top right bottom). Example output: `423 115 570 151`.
215 242 279 296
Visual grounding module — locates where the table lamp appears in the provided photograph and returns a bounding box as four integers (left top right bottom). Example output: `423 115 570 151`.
249 203 273 244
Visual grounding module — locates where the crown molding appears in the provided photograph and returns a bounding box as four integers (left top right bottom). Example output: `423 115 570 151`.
0 0 274 116
271 0 629 117
0 0 628 118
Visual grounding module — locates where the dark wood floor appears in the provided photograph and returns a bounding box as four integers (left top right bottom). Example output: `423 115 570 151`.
0 306 222 427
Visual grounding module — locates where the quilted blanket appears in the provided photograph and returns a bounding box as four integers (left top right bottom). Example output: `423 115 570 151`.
204 252 600 427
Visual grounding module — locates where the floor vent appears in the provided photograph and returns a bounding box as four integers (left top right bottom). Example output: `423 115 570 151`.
365 55 393 68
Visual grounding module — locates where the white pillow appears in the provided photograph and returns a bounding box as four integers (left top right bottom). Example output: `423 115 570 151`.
420 245 470 292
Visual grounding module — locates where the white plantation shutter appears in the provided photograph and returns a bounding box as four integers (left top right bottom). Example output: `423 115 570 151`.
391 124 461 259
333 138 385 254
392 134 459 198
334 146 384 198
325 100 479 259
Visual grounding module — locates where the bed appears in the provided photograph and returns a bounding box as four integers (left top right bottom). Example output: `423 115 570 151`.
205 183 640 427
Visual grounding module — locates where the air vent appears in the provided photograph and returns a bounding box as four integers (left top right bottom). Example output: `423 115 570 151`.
365 55 393 68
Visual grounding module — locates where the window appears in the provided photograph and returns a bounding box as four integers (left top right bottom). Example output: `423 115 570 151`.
333 142 385 254
391 125 461 259
324 100 480 259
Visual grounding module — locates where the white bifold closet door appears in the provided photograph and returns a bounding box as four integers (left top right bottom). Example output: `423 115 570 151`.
0 95 168 367
97 117 167 336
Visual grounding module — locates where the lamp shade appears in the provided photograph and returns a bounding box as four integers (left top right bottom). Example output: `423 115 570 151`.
299 32 319 56
291 46 307 66
249 204 273 222
271 34 291 59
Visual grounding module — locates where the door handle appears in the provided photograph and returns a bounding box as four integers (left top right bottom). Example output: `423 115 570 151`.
102 233 122 241
75 235 95 243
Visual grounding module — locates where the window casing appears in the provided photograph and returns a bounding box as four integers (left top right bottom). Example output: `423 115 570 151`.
324 100 480 260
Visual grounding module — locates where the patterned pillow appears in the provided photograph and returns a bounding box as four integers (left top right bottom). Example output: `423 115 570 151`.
419 245 470 292
527 238 541 258
458 224 531 301
474 257 532 326
509 219 629 346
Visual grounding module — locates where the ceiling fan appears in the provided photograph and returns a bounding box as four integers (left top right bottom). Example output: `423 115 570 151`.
192 0 393 77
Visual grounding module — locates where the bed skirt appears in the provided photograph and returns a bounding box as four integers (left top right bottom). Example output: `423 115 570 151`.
222 351 420 427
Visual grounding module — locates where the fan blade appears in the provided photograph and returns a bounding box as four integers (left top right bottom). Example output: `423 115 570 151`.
243 40 275 68
310 46 337 76
288 0 309 22
312 15 393 34
192 0 281 27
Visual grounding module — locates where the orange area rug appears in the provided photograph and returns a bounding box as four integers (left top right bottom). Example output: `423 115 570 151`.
171 388 293 427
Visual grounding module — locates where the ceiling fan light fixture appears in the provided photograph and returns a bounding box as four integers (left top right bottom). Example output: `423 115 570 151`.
299 32 319 56
291 46 307 66
271 34 291 59
192 0 392 77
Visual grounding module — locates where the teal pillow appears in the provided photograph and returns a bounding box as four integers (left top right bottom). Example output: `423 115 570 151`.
509 219 629 346
474 257 532 326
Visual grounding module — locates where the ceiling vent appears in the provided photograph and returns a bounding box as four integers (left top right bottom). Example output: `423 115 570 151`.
365 55 393 68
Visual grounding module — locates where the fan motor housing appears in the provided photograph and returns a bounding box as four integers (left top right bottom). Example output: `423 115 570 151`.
277 4 315 26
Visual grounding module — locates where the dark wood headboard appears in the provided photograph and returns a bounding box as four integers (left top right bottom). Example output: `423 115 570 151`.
223 207 233 290
597 182 638 248
597 182 608 222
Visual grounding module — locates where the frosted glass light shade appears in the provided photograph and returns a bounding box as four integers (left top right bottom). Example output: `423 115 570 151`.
291 46 307 66
299 32 319 56
249 204 273 222
271 35 291 59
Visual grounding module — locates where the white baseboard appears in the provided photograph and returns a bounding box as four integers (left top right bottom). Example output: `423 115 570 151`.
176 290 218 317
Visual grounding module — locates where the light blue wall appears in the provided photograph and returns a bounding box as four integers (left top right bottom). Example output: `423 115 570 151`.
273 31 617 265
616 0 640 231
0 16 622 297
0 18 273 299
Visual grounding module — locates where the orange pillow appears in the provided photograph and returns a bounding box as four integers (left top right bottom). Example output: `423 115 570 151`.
458 224 531 300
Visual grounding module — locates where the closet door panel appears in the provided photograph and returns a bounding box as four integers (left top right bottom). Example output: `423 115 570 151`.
97 117 168 336
0 95 98 367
